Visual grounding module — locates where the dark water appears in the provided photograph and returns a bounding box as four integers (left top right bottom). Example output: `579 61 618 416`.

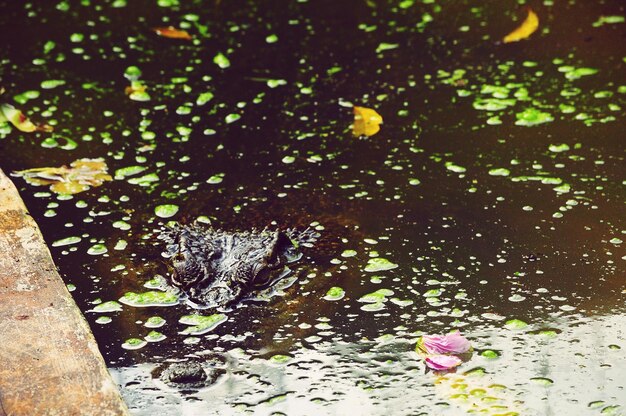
1 0 625 414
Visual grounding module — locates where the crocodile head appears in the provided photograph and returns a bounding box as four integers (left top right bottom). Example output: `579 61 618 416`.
158 224 317 308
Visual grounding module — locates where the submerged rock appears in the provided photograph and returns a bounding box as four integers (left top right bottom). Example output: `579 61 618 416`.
157 223 318 308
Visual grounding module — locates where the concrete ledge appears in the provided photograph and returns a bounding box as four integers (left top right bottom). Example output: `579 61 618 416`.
0 169 129 416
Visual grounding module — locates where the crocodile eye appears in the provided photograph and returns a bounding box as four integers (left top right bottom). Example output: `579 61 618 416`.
171 250 187 268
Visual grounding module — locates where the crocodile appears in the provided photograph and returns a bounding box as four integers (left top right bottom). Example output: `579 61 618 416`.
157 223 318 308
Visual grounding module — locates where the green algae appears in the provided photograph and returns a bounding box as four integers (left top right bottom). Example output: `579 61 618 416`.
13 90 40 105
361 301 386 312
488 168 510 177
269 354 292 364
144 331 166 342
530 377 554 386
154 204 179 218
445 162 467 173
592 15 625 27
115 166 147 178
41 79 66 89
119 291 179 307
144 316 166 328
515 108 554 126
128 173 159 186
196 91 214 106
87 244 107 255
112 220 131 231
114 240 127 250
122 338 147 350
267 79 287 88
95 316 112 325
389 298 413 307
364 257 398 272
564 67 598 81
92 300 123 313
486 116 502 125
43 40 56 54
179 313 227 335
52 236 82 247
481 350 499 359
124 66 142 81
376 43 399 53
473 98 515 111
548 143 570 153
359 288 394 303
225 113 241 123
341 249 357 258
504 319 528 330
207 173 224 184
553 183 571 193
213 52 230 69
324 286 345 301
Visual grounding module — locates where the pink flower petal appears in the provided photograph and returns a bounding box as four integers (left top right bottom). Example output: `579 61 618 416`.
425 354 462 371
421 331 471 355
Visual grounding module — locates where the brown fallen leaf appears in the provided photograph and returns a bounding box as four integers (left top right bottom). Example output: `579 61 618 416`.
0 103 53 133
153 26 193 40
13 158 112 195
353 105 383 137
503 9 539 43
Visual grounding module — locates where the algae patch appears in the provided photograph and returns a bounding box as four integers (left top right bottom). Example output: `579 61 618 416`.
119 291 179 307
364 257 398 272
179 313 227 335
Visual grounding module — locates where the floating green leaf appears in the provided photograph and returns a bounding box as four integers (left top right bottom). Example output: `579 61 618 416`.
213 52 230 69
87 244 108 255
119 291 179 307
179 313 227 335
488 168 510 177
144 331 166 342
548 143 570 153
122 338 147 350
92 301 123 313
145 316 166 328
115 165 147 178
515 108 554 126
269 354 292 364
504 319 528 330
364 257 398 272
52 236 82 247
196 91 214 106
359 288 394 303
155 204 179 218
324 286 345 301
592 15 625 27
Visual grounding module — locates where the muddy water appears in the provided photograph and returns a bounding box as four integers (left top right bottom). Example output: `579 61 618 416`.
0 0 625 414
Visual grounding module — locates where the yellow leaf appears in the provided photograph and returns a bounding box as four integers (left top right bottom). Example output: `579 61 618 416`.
0 103 53 133
153 26 193 40
51 181 90 195
13 158 112 195
124 83 147 96
353 106 383 137
503 9 539 43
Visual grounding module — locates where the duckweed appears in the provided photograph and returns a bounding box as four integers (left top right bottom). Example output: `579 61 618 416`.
364 257 398 272
179 313 227 335
119 291 179 307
